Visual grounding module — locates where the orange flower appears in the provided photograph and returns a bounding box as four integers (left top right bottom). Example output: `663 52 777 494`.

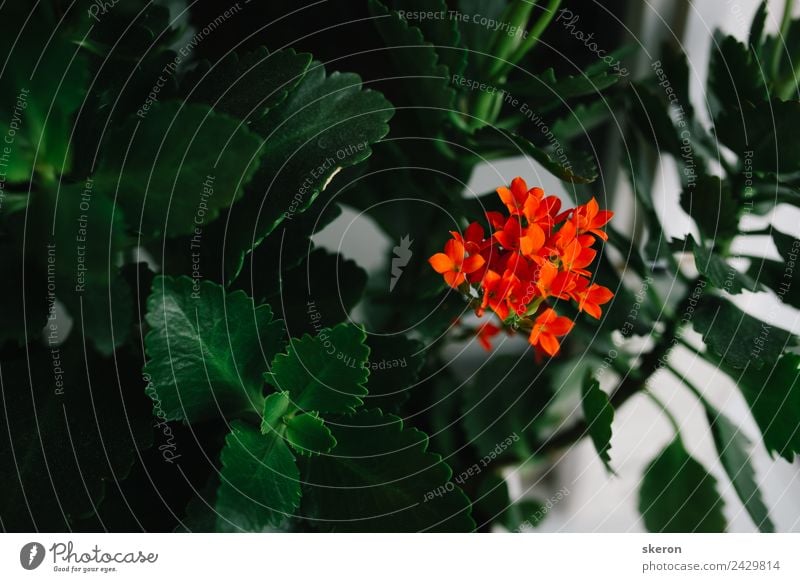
476 321 502 351
429 238 485 288
574 282 614 319
528 308 574 356
496 177 531 215
573 198 613 240
535 261 577 300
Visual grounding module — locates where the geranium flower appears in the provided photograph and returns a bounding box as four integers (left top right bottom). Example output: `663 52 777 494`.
573 197 613 240
428 238 485 288
574 281 615 319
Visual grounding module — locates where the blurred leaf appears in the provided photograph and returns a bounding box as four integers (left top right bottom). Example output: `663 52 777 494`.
691 239 758 295
692 295 794 370
363 335 425 410
639 437 726 532
581 375 615 474
680 175 739 241
705 406 774 532
737 353 800 462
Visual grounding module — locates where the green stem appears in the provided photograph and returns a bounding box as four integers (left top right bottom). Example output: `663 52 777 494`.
486 1 539 78
664 362 711 409
507 0 562 68
643 389 681 435
771 0 796 79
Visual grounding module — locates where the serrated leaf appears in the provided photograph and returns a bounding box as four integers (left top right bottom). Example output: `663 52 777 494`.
472 127 597 183
581 375 615 474
301 408 475 531
265 323 369 414
737 353 800 462
218 62 393 280
215 421 301 531
749 1 769 50
693 296 794 370
680 175 739 241
639 437 726 532
0 3 88 182
505 67 622 104
144 276 285 423
186 47 312 119
0 343 152 530
708 34 769 120
285 413 336 456
96 102 264 239
706 406 774 532
691 239 757 295
716 99 800 174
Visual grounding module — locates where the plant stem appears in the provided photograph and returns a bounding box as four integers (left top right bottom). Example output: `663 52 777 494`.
643 389 681 435
507 0 563 68
771 0 796 78
664 362 711 409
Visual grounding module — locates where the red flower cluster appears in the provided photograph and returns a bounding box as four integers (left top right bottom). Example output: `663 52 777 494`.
429 177 614 357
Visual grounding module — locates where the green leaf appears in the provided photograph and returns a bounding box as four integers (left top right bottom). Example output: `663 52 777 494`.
186 47 312 119
691 239 757 295
301 409 475 531
0 344 152 530
216 421 301 531
504 67 622 104
471 127 597 183
461 355 553 460
706 406 775 532
581 375 615 474
368 0 457 119
551 99 614 140
737 353 800 462
639 437 726 532
143 276 285 423
716 99 800 174
708 34 769 120
96 102 264 239
363 335 425 410
693 296 794 370
749 1 769 50
628 83 682 156
0 4 88 182
680 175 739 241
265 323 369 414
219 62 393 279
285 413 336 456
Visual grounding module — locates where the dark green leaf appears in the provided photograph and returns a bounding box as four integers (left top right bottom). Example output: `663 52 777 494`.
737 353 800 462
218 62 393 279
581 375 615 474
505 67 621 104
301 408 475 531
186 47 312 119
749 2 769 49
680 175 739 241
692 295 794 370
363 335 425 410
285 413 336 456
706 406 774 532
639 437 726 532
265 323 369 414
96 102 264 239
708 35 768 119
691 239 758 295
216 421 301 531
0 4 88 182
472 127 597 183
144 276 285 423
